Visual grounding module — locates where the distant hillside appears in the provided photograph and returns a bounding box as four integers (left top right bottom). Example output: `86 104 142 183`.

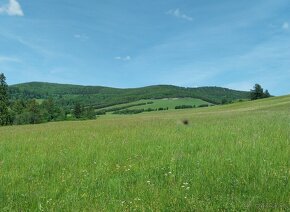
9 82 250 108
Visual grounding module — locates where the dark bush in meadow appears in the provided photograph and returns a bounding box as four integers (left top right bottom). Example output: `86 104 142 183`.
145 108 155 112
113 109 144 114
175 105 194 110
96 110 106 115
198 104 209 108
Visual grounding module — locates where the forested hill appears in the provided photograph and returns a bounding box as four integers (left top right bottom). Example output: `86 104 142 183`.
9 82 250 108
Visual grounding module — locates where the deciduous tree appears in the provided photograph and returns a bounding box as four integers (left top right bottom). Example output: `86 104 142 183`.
250 84 271 100
250 84 264 100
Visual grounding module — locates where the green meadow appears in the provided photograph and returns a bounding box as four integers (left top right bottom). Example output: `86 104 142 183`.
96 97 210 114
128 98 209 110
0 95 289 211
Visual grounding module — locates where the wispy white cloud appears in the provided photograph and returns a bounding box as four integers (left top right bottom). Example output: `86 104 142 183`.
0 0 24 16
166 8 193 21
74 34 89 41
282 22 289 30
0 32 72 59
0 56 20 63
114 56 131 61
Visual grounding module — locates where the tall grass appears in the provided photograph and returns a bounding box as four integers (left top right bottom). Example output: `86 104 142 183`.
0 96 289 211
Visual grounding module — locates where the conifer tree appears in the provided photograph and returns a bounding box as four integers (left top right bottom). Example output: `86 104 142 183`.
74 103 82 119
264 90 271 98
0 73 9 126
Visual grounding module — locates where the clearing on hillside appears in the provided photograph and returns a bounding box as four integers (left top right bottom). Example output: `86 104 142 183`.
96 98 211 115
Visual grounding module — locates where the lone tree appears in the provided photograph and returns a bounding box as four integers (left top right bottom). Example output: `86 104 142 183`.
0 73 9 126
250 84 271 100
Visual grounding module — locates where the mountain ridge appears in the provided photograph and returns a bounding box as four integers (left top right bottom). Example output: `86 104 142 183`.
10 81 249 91
9 82 250 109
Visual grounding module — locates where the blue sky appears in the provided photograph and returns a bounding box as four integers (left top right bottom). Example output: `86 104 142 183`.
0 0 289 95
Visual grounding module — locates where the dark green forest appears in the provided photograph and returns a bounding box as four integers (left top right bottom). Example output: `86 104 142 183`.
9 82 250 108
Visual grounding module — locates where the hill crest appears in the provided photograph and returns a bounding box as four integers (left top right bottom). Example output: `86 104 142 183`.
9 82 250 108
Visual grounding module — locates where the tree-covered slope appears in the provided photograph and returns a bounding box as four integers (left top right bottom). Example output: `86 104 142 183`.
9 82 250 108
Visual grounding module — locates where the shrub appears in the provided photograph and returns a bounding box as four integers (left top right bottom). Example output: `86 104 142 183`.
198 104 209 108
96 110 106 115
112 109 144 115
175 105 193 110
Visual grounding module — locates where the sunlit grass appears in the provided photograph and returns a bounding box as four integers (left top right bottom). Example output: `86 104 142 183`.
0 95 289 211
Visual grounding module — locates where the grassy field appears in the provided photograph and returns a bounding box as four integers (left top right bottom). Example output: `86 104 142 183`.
96 98 210 114
0 95 289 211
130 98 209 110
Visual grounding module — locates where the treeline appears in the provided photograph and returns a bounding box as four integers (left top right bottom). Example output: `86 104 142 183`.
112 107 169 115
0 73 97 126
7 98 96 125
8 99 66 125
175 105 195 109
175 104 212 110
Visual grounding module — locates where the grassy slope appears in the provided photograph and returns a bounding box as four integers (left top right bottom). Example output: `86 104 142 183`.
0 95 289 211
9 82 250 107
96 98 210 113
131 98 209 110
